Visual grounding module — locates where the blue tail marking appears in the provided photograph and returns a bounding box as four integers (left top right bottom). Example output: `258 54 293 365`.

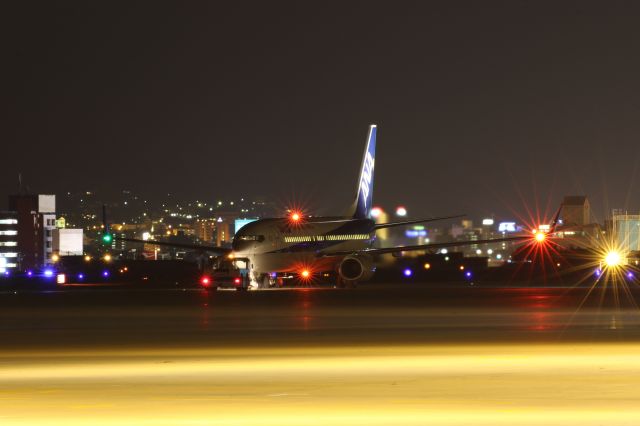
352 124 376 219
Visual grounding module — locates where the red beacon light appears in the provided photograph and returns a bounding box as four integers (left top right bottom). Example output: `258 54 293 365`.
301 269 311 279
200 276 211 286
290 211 302 222
234 277 241 285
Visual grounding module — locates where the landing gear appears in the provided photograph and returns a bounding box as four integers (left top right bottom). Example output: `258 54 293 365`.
261 274 271 289
336 276 357 289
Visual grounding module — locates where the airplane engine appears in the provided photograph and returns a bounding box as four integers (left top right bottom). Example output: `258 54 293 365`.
338 255 376 282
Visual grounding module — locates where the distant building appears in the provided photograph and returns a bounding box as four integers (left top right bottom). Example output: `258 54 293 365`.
0 211 19 273
216 221 231 246
561 196 590 227
612 214 640 252
8 194 57 270
52 229 84 256
195 219 216 243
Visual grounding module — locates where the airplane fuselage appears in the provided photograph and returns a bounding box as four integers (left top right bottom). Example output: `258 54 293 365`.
231 217 376 274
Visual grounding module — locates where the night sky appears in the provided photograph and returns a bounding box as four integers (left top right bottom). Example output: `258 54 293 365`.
3 2 640 221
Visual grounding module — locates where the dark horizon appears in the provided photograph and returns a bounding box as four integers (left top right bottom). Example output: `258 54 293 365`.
4 2 640 221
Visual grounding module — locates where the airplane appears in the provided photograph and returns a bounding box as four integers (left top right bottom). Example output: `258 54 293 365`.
106 124 557 288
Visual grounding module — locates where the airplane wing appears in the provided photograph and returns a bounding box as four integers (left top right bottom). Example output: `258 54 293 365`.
374 214 465 230
320 234 536 257
115 236 232 255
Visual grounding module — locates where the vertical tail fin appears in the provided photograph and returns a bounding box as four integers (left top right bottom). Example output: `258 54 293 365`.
349 124 377 219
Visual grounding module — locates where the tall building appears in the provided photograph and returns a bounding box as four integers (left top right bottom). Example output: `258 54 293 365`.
8 194 57 270
216 221 231 246
0 211 19 273
561 196 590 227
195 219 216 243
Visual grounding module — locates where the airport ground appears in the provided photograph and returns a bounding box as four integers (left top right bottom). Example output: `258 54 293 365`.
3 281 640 425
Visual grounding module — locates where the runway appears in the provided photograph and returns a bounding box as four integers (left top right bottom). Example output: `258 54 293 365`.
2 283 640 425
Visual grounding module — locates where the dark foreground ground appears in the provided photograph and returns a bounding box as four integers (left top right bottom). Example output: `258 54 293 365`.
2 282 640 425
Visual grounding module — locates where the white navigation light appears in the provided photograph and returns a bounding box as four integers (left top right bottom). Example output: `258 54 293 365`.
605 251 622 267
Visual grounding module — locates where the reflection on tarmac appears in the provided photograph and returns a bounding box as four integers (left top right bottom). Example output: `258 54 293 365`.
2 283 640 425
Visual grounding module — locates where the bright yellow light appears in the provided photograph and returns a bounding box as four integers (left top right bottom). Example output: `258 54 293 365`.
51 254 60 263
535 231 546 242
84 255 91 262
605 251 622 267
459 265 465 271
103 254 112 262
424 263 431 270
228 253 235 260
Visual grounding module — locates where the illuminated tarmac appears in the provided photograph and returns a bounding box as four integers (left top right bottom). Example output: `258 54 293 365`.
3 283 640 425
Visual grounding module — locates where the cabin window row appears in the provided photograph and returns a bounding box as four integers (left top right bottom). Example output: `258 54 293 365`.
284 234 369 243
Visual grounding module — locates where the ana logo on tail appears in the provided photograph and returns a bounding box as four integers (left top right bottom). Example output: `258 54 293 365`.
359 151 374 209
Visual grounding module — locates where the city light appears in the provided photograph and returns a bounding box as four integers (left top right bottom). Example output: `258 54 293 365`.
101 233 113 244
301 269 311 279
534 231 546 243
403 268 412 277
396 206 407 217
424 263 431 270
51 253 60 263
370 207 383 219
56 273 66 284
84 255 92 262
77 273 84 280
43 269 54 278
103 254 112 262
102 270 110 277
200 276 211 286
